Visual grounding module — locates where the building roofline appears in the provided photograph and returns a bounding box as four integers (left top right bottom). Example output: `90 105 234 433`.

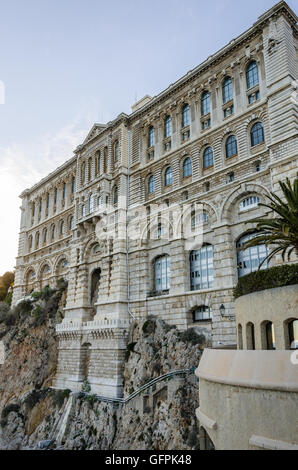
20 155 77 198
127 1 297 120
22 1 297 197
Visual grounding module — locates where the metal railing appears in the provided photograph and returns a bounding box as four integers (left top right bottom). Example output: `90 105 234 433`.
79 367 196 405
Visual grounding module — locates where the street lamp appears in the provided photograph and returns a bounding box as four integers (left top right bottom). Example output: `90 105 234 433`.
219 304 226 318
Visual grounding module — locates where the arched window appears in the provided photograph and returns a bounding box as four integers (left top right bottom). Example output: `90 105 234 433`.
238 324 243 350
222 77 233 103
60 221 65 235
225 135 238 158
239 196 260 211
203 147 214 169
246 61 259 89
28 235 33 251
82 205 86 217
154 255 170 292
98 195 103 207
190 245 214 291
237 232 268 278
164 115 172 138
81 163 86 184
148 175 155 194
69 216 74 230
287 319 298 349
182 104 190 128
148 126 155 148
114 140 120 164
71 177 75 194
201 91 210 116
51 225 56 240
164 167 173 186
88 158 92 181
182 191 189 201
57 258 69 276
191 211 209 228
251 122 264 147
103 147 108 174
91 269 101 310
261 321 276 350
183 157 192 178
43 228 47 245
246 323 255 350
193 306 212 322
35 232 40 250
114 186 118 205
89 194 94 213
96 151 101 174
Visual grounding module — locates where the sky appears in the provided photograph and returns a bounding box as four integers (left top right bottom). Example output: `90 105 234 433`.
0 0 296 274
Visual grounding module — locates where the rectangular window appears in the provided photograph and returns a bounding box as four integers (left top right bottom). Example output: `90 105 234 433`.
155 257 170 292
248 90 260 104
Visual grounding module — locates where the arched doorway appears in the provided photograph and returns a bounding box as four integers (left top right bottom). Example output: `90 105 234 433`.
261 321 276 350
285 319 298 350
238 324 243 350
246 322 255 350
200 427 215 450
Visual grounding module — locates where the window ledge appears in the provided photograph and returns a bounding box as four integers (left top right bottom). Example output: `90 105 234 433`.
147 290 170 298
246 84 259 94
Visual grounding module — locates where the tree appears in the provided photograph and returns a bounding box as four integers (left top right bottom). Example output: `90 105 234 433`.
242 174 298 266
0 271 15 302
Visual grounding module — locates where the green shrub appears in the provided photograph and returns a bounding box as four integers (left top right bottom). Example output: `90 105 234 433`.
13 299 33 317
85 394 98 409
0 302 10 323
32 306 47 327
4 311 17 326
142 318 156 337
4 291 12 306
57 278 68 291
82 378 91 393
41 286 55 301
179 328 205 346
1 403 21 427
51 389 71 409
24 389 47 410
234 264 298 299
31 291 43 301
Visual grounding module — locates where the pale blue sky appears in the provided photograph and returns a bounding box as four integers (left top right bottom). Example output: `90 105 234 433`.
0 0 296 272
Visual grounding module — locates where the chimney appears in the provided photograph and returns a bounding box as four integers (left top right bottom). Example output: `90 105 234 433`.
131 95 152 113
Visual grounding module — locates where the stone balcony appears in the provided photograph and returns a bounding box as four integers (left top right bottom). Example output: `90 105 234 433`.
56 317 131 333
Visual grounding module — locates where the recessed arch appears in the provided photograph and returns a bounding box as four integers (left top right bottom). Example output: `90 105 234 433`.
220 183 270 222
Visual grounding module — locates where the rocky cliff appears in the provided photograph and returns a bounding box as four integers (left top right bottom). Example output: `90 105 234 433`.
0 288 204 450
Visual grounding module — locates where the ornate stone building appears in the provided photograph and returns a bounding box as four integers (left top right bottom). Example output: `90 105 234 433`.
12 1 298 397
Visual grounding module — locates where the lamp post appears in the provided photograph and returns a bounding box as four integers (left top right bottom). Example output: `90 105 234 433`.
219 304 235 321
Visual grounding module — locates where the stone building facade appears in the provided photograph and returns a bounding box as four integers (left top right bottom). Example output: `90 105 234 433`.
12 1 298 397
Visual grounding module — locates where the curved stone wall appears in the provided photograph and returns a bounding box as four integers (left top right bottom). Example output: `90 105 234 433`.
235 284 298 350
196 349 298 450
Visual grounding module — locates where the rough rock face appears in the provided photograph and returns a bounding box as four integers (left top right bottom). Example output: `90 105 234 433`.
0 310 204 450
0 286 66 412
